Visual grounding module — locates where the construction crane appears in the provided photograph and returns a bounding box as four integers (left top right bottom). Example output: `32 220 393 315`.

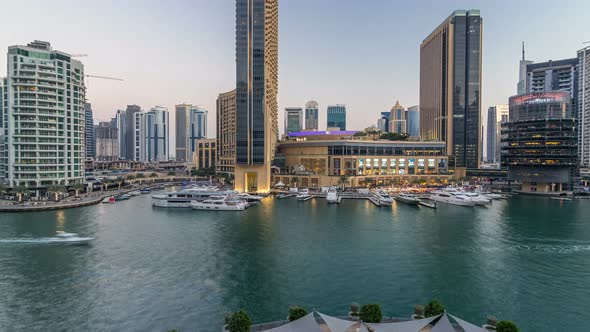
70 54 88 57
85 74 124 81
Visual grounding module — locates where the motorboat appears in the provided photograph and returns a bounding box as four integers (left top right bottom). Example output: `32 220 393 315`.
128 190 141 196
115 194 130 201
140 188 151 194
51 231 94 245
237 193 264 202
277 193 294 199
394 193 421 205
480 192 504 200
551 197 572 201
374 190 393 206
326 187 341 204
460 192 492 206
296 189 312 201
102 197 115 204
190 196 247 211
152 186 232 208
429 190 476 207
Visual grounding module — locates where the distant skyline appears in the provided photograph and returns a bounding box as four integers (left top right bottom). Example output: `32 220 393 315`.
2 0 589 156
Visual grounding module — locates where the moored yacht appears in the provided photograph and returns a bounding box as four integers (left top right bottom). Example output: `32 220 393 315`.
296 189 312 201
429 190 476 207
460 192 492 206
326 187 341 204
152 186 231 208
374 190 394 206
237 193 264 202
394 193 421 205
190 196 247 211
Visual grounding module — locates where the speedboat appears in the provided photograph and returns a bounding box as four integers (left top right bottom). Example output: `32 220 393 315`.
429 190 476 207
296 189 312 201
277 193 293 199
375 190 393 206
115 194 130 201
152 186 232 208
394 193 421 205
460 192 492 206
102 197 115 204
128 190 141 196
190 196 247 211
52 231 95 245
326 187 340 204
140 188 151 194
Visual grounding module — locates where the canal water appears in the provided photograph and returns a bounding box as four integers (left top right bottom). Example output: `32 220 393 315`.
0 193 589 331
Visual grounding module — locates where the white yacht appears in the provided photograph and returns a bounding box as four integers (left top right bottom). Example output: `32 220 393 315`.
296 189 312 201
152 186 230 208
190 196 247 211
237 193 264 202
128 190 141 196
429 190 476 207
394 193 421 205
460 192 492 206
375 190 394 206
326 187 341 204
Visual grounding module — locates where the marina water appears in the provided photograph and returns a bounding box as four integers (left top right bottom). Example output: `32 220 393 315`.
1 192 589 331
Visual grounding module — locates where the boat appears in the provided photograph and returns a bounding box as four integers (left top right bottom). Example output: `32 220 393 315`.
394 193 421 205
114 194 130 201
237 193 264 202
459 192 492 206
128 190 141 196
326 187 341 204
102 197 115 204
152 186 232 208
276 193 294 199
478 192 504 200
418 200 437 209
52 231 95 245
190 196 247 211
551 197 572 201
140 188 151 194
296 189 312 201
374 190 394 206
429 190 476 207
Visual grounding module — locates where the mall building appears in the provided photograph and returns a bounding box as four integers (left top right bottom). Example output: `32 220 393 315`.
272 132 450 188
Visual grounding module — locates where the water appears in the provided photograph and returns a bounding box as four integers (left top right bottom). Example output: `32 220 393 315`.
1 193 589 331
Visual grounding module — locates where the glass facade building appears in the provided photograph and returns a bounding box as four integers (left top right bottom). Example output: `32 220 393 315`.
389 100 406 134
235 0 279 192
327 105 346 131
284 107 303 134
420 10 482 169
577 46 590 168
502 92 577 193
84 103 95 159
304 100 318 131
176 104 207 161
406 105 420 137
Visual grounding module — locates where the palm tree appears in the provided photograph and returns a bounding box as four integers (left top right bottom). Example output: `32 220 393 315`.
47 184 65 201
116 177 125 190
135 173 145 179
0 183 6 198
101 179 111 191
14 185 29 203
291 176 300 188
71 183 85 197
364 177 375 188
337 175 350 191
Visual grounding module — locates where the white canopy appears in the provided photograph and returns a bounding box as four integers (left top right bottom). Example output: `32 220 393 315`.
275 181 285 187
449 314 488 332
367 315 441 332
264 312 322 332
430 314 455 332
317 312 357 332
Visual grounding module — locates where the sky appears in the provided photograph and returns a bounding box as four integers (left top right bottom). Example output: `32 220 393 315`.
1 0 589 157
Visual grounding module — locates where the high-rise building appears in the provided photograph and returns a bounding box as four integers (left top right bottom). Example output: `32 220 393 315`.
176 104 208 162
377 117 388 132
517 42 533 95
84 103 95 159
284 107 303 134
406 105 420 137
94 121 118 161
327 105 346 131
0 78 6 182
133 106 169 162
526 59 578 97
502 92 577 194
2 41 86 189
389 101 406 134
234 0 279 193
420 10 483 169
485 105 508 164
114 109 126 159
304 100 319 131
192 138 216 170
577 46 590 169
122 105 140 160
216 89 236 175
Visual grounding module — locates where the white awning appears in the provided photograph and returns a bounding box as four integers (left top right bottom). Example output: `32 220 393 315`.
317 312 357 332
430 314 455 332
367 315 441 332
449 314 488 332
263 312 322 332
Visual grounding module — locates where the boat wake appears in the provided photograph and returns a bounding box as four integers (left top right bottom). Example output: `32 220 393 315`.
0 237 94 245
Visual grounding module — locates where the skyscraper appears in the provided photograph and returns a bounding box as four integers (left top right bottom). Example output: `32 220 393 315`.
94 121 118 161
284 107 303 134
526 59 578 97
114 109 126 159
420 10 483 169
578 46 590 169
327 105 346 131
176 104 207 162
235 0 279 193
123 105 141 160
2 41 86 189
485 105 508 164
389 100 406 134
216 89 237 175
406 105 420 137
517 42 533 95
304 100 319 131
133 106 169 162
85 103 95 159
0 78 6 182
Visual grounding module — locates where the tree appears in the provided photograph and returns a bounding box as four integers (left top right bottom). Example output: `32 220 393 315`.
337 175 350 190
496 320 519 332
135 173 145 179
149 172 158 178
47 185 65 201
227 310 251 332
14 185 30 203
380 132 409 141
71 183 85 197
167 171 176 176
364 177 375 188
291 176 300 187
116 177 125 190
359 304 382 323
424 299 445 317
288 306 308 322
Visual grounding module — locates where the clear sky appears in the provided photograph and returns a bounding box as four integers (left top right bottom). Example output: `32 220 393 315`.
2 0 589 155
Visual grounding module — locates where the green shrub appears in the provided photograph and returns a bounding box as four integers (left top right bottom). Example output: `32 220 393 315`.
227 310 251 332
359 303 382 323
424 299 445 317
288 306 308 321
496 320 519 332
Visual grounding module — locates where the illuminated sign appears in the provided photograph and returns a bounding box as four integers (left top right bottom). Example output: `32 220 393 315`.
510 92 568 106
